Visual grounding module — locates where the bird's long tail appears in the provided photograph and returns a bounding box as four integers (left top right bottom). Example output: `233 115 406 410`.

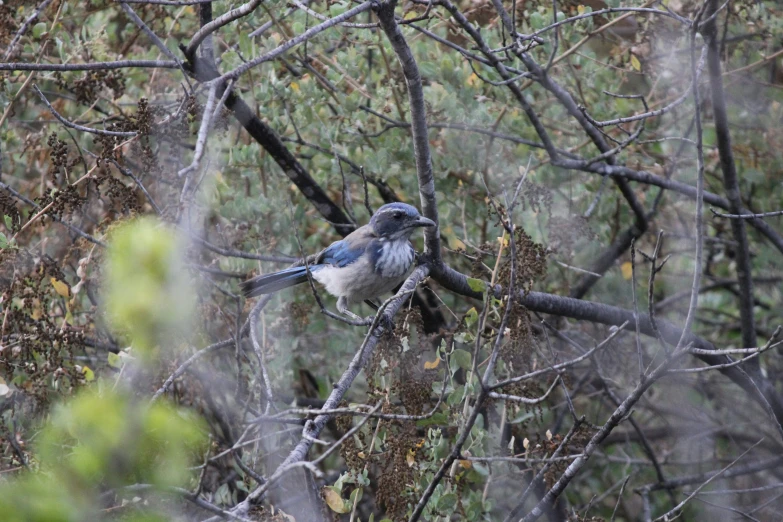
239 266 316 298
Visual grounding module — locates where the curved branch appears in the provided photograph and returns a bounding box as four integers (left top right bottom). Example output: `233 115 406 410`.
211 1 374 84
375 0 441 260
3 0 55 61
184 0 264 58
33 85 137 137
557 160 783 255
185 54 356 236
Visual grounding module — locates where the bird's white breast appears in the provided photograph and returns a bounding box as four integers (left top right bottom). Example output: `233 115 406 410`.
375 239 415 279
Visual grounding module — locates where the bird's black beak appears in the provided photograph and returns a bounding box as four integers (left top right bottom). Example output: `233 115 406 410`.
414 216 436 228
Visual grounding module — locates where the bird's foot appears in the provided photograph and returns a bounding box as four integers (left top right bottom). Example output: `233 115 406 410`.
371 312 395 331
338 310 393 329
358 315 376 326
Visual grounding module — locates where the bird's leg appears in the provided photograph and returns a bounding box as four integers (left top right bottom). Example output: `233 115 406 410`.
337 296 367 323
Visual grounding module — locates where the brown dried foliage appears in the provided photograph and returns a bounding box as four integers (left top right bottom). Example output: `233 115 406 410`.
0 253 85 412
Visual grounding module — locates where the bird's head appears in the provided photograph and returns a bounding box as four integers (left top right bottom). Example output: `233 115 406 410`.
370 203 436 240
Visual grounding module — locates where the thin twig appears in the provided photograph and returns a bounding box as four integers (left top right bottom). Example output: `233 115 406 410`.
0 60 179 71
710 208 783 219
3 0 55 61
652 440 764 521
675 14 707 350
33 85 137 137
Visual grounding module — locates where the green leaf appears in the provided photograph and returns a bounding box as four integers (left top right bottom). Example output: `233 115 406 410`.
358 468 370 487
465 307 478 327
437 492 458 511
334 472 352 492
447 385 464 407
0 232 7 249
3 215 11 230
467 500 484 518
104 218 195 359
416 412 448 427
107 352 122 369
238 31 251 57
452 349 473 371
529 12 546 30
433 436 450 459
420 60 437 78
82 366 94 382
329 3 346 16
349 487 363 507
467 277 486 293
472 462 489 476
32 22 47 39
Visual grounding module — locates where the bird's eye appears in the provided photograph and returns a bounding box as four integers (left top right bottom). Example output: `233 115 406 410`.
393 212 403 219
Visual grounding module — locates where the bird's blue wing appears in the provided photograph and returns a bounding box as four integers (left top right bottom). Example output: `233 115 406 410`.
319 239 365 267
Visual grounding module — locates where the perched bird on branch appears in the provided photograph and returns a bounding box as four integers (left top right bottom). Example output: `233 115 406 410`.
240 202 435 321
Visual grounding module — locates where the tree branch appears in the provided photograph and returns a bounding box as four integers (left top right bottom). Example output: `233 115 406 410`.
703 0 757 351
0 60 179 71
3 0 55 61
211 1 374 84
184 0 264 59
375 0 441 259
430 263 783 426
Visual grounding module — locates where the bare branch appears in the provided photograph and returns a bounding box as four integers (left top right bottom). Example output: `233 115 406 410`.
431 263 783 425
117 0 218 4
583 46 707 128
0 60 179 72
521 6 691 42
185 0 264 58
0 181 106 246
117 3 181 63
289 0 378 28
211 1 374 84
488 377 560 404
491 321 628 391
150 338 235 402
33 85 137 137
703 0 758 351
675 20 707 350
3 0 55 61
711 208 783 219
652 440 763 521
375 0 441 259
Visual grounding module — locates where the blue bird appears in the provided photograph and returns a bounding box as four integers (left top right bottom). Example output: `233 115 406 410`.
240 203 436 321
